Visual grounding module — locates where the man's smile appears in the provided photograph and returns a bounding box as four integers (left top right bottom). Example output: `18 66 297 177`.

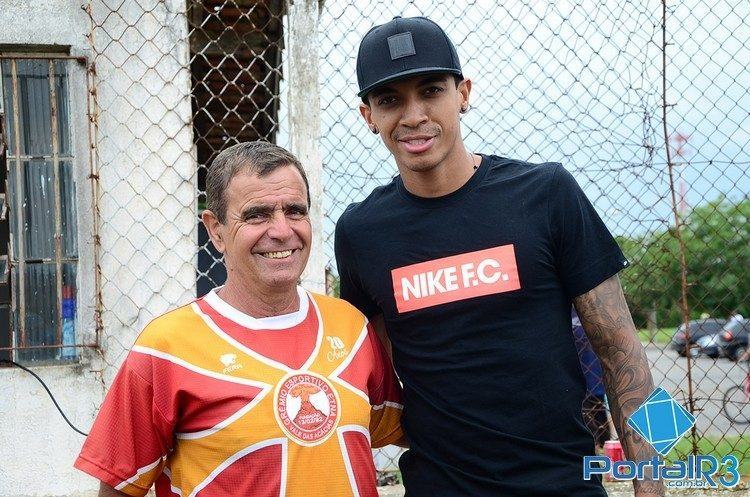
258 249 297 259
398 135 436 154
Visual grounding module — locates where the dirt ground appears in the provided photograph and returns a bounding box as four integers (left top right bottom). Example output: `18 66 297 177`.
376 480 750 496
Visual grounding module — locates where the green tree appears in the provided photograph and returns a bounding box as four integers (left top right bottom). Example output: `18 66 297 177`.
619 196 750 328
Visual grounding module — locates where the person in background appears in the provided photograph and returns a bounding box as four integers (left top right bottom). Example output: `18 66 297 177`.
572 308 612 451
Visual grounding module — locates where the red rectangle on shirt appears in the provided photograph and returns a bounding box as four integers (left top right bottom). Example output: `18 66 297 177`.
391 245 521 313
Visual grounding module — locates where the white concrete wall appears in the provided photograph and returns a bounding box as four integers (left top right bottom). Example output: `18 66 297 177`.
0 2 101 496
0 365 103 497
287 0 325 293
89 0 196 385
0 0 196 495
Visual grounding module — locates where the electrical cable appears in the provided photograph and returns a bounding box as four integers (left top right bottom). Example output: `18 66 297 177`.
0 359 89 436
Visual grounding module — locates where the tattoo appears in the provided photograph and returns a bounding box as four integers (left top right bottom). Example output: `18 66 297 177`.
574 275 665 496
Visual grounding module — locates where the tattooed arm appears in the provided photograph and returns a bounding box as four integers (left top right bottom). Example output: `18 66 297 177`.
574 274 665 497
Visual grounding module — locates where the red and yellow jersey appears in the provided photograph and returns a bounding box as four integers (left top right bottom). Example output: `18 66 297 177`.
75 287 403 497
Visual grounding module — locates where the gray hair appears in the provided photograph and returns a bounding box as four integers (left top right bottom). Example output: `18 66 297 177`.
206 141 310 223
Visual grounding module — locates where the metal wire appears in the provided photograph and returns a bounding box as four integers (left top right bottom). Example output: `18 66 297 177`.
318 0 750 473
0 359 89 436
79 0 750 480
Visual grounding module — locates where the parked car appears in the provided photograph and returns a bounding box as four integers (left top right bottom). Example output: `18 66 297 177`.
695 334 722 359
670 318 727 357
716 319 750 361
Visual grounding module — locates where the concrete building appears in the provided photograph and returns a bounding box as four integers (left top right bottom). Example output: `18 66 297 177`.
0 1 296 495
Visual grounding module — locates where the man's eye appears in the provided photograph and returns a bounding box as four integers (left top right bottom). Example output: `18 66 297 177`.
425 86 444 95
377 96 396 106
244 213 265 222
287 208 307 219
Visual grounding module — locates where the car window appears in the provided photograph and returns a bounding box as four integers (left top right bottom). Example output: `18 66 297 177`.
707 321 725 333
696 320 724 334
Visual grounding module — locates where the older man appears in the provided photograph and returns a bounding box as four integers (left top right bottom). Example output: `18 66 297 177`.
76 141 403 497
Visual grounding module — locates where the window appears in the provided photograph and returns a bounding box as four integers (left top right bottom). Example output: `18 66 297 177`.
0 56 79 363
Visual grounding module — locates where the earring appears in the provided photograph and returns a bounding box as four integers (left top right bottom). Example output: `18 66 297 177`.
460 104 468 114
370 125 379 134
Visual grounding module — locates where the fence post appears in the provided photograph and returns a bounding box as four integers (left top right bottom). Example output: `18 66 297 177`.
287 0 325 293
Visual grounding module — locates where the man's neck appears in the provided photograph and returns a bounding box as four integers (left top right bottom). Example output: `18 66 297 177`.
399 145 480 198
217 280 300 318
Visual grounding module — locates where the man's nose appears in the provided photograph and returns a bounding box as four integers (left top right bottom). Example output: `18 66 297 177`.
266 211 294 240
400 98 428 127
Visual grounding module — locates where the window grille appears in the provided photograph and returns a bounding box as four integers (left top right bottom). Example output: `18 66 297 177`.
0 56 81 363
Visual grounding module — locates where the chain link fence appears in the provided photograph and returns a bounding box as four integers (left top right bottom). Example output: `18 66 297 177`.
83 0 749 484
86 0 197 385
319 0 750 475
188 0 286 295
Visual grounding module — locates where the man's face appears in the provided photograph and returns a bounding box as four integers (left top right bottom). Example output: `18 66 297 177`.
203 166 311 296
360 74 471 173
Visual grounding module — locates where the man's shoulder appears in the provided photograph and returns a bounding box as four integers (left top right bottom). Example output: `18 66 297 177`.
338 179 399 227
135 301 201 348
482 156 573 208
484 154 562 183
307 291 368 325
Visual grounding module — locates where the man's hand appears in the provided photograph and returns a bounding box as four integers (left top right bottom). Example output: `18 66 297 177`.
574 275 665 497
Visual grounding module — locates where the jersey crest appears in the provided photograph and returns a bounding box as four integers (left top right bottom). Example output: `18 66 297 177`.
275 371 341 446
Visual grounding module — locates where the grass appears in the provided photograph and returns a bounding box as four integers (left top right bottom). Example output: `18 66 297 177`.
667 434 750 475
637 327 675 345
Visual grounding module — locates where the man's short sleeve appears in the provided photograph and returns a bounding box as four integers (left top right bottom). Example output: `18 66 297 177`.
548 165 629 298
365 325 404 448
74 351 173 496
335 211 380 318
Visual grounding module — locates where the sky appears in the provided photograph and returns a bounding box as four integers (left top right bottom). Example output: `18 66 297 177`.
275 0 749 264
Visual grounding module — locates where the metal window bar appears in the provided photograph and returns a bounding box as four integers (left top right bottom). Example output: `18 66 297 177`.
0 110 7 362
9 58 25 351
0 55 82 361
49 59 63 350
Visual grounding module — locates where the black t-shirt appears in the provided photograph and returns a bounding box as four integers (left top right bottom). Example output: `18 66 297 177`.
334 155 628 497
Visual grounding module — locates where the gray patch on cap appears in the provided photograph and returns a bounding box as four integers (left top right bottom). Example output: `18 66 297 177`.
388 32 416 60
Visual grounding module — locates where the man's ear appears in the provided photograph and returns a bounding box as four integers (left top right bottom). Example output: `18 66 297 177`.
359 101 374 128
201 209 226 254
458 78 472 111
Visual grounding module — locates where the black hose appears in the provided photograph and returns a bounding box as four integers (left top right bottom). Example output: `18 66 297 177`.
1 358 89 436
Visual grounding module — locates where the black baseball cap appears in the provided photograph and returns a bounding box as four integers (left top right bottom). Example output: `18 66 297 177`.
356 16 463 98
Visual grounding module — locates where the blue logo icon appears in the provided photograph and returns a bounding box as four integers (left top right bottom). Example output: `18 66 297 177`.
627 387 696 456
